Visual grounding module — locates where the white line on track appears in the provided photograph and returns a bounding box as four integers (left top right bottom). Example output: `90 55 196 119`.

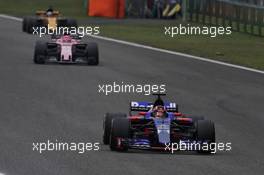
0 14 22 21
0 172 6 175
90 35 264 75
0 14 264 75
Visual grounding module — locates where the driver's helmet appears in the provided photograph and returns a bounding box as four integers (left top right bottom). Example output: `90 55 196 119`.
46 6 53 16
152 105 167 118
62 35 72 42
46 11 53 16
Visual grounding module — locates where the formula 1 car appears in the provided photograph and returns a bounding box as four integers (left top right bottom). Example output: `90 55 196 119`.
33 34 99 65
23 8 77 33
103 94 215 153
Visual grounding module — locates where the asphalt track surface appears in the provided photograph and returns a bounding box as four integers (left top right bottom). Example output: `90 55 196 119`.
0 17 264 175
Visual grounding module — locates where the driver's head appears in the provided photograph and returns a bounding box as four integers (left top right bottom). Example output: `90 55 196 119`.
46 6 53 16
46 11 53 16
62 35 71 42
153 105 166 118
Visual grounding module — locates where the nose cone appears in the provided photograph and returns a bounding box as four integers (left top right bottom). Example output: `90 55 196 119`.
158 130 170 144
154 118 171 144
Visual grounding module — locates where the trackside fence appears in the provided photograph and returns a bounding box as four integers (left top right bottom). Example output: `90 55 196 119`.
188 0 264 36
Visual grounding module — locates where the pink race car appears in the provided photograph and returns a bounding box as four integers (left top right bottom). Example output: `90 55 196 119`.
33 34 99 65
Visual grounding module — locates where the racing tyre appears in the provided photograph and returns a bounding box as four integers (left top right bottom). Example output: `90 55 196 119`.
34 41 47 64
67 19 77 28
22 17 29 32
57 19 68 27
110 118 130 151
86 42 99 65
26 18 33 33
27 18 39 34
103 113 126 145
196 120 215 154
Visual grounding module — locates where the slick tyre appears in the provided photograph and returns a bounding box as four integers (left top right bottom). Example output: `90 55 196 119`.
103 113 126 145
22 17 29 32
110 118 130 152
67 19 77 28
57 19 67 27
27 18 38 34
86 42 99 65
196 120 215 154
26 18 33 33
34 41 47 64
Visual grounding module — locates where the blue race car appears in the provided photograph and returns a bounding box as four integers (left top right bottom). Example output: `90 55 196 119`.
103 93 215 153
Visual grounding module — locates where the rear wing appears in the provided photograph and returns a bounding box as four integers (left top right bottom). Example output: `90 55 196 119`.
130 101 178 113
130 102 151 112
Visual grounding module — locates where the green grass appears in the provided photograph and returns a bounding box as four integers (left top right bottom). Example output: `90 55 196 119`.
99 22 264 70
1 0 264 70
0 0 87 18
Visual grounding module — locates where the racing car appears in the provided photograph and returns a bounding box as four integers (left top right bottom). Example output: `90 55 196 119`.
34 34 99 65
23 7 77 33
103 94 215 153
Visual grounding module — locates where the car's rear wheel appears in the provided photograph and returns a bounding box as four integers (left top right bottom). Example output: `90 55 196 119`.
103 113 126 145
110 118 130 151
34 41 47 64
67 19 77 28
196 120 215 153
86 42 99 65
22 17 29 32
27 18 37 34
25 17 32 33
57 19 69 28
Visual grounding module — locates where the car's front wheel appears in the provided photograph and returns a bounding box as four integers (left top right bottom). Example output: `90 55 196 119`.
103 113 127 145
86 42 99 65
34 41 47 64
110 118 130 151
196 120 215 153
22 17 29 32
